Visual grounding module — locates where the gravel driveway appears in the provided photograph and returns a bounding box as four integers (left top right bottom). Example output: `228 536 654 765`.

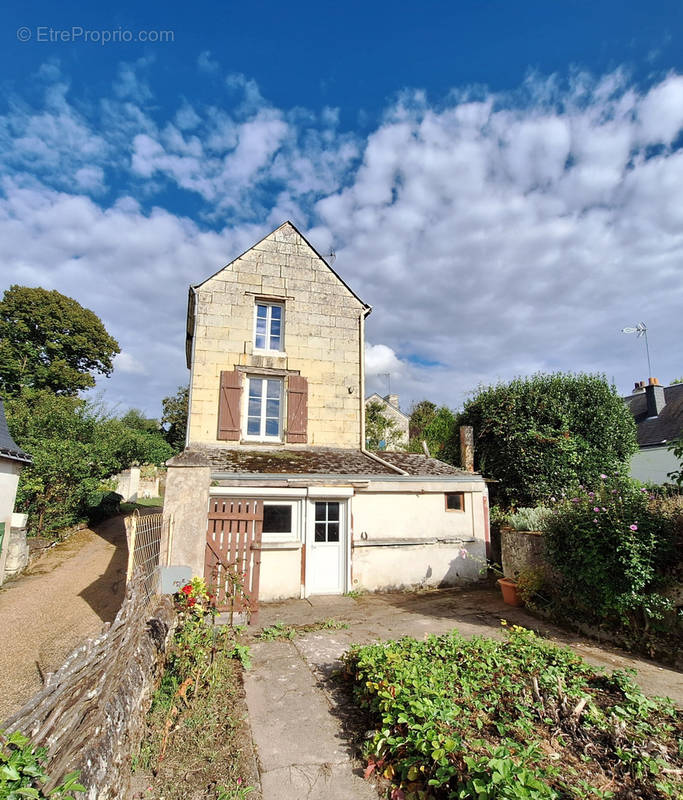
0 515 129 722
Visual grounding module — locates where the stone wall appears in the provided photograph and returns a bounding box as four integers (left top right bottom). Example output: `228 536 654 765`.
188 222 366 448
2 577 175 799
500 529 552 581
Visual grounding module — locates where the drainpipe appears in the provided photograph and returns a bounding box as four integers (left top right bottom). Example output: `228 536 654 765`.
358 307 407 476
185 285 198 449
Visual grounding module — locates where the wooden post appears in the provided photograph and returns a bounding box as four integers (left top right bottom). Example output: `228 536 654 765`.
460 425 474 472
126 511 138 582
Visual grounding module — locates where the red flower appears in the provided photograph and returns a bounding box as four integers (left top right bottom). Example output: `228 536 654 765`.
181 584 193 595
187 597 197 607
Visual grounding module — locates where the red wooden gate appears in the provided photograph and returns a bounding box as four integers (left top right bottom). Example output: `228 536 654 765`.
205 496 263 620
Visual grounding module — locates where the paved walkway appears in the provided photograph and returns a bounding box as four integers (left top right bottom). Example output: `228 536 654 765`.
244 587 683 800
0 515 128 722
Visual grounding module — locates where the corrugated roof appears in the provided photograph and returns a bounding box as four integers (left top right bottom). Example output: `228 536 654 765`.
0 400 32 464
177 446 473 477
623 384 683 446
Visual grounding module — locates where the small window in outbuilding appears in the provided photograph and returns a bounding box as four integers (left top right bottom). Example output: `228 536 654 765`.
445 492 465 512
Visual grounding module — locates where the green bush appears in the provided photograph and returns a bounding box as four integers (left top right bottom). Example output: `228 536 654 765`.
85 489 122 525
506 506 551 531
345 626 681 799
458 373 638 506
543 475 677 628
5 389 172 537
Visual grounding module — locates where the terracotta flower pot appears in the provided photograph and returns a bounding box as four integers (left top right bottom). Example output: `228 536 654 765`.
497 577 522 607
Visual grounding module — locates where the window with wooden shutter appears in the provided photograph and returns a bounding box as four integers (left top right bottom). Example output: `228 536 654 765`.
286 375 308 443
218 370 241 440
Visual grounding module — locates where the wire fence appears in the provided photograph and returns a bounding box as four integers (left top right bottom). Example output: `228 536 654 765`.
125 509 168 603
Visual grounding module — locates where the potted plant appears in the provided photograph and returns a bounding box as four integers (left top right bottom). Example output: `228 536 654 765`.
497 576 522 606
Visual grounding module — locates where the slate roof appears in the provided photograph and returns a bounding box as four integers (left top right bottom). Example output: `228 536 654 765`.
183 446 474 478
0 400 32 464
623 384 683 446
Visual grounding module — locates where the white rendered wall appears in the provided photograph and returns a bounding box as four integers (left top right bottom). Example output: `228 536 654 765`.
0 460 22 584
630 447 679 485
258 547 302 601
350 489 486 591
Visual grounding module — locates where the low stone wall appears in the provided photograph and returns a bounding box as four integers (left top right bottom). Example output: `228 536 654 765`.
500 528 552 581
2 576 176 799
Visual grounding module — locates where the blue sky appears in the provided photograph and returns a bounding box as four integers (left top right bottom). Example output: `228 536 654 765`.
2 1 683 416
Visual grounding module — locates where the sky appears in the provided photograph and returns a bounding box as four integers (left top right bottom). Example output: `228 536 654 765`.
1 1 683 417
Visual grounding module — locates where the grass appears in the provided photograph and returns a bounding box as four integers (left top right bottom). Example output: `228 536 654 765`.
120 497 163 514
344 624 682 800
257 617 349 640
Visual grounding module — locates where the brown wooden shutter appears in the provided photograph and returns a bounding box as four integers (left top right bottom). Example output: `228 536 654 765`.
218 370 241 441
286 375 308 443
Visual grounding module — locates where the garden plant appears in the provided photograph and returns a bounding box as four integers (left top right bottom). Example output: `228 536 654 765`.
345 625 682 800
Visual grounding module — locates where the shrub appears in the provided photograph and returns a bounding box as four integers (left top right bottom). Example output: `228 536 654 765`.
506 506 551 531
458 373 638 506
0 729 84 798
543 475 677 628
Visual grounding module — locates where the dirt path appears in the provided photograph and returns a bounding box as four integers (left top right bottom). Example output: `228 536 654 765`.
0 515 129 722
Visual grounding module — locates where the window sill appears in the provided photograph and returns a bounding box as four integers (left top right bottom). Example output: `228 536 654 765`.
253 350 287 358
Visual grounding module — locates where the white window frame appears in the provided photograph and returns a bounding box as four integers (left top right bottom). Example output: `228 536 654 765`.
243 376 284 441
253 301 285 353
262 500 300 543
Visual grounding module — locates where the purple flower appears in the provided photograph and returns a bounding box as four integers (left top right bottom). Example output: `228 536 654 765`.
601 507 606 512
611 489 618 494
571 498 579 503
593 507 600 513
588 492 595 498
629 524 638 531
593 518 598 524
600 474 607 479
640 488 648 493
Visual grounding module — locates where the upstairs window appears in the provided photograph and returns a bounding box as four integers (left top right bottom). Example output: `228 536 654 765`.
254 302 284 352
246 377 282 439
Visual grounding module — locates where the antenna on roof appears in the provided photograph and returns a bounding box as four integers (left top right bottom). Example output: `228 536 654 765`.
379 372 391 395
621 321 653 377
325 251 336 266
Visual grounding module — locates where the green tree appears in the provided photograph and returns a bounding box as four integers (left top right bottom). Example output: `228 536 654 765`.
458 373 638 506
365 400 402 450
0 285 120 396
408 400 437 440
666 437 683 486
161 385 189 452
5 391 172 536
407 401 459 463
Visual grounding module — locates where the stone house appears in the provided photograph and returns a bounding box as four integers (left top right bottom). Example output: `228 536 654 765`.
623 378 683 484
163 222 489 604
364 392 410 448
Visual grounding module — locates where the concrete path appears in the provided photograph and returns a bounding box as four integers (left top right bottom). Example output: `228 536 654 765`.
244 586 683 800
0 515 128 722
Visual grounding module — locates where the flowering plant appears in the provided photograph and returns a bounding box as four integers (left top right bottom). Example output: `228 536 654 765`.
543 474 675 626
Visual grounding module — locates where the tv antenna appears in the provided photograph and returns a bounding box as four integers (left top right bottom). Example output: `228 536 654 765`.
621 322 653 377
379 372 391 395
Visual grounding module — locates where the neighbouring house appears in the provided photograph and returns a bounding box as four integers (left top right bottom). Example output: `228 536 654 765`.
623 378 683 484
162 222 489 605
0 399 32 584
365 392 410 448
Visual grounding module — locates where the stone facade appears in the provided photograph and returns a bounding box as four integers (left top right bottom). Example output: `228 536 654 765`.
365 393 409 447
187 222 367 449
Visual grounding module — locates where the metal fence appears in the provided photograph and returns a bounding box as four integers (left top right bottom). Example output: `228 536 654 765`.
125 510 168 602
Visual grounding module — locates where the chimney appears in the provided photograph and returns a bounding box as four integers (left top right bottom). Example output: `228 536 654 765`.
632 380 646 393
384 393 400 410
460 425 474 472
645 377 665 417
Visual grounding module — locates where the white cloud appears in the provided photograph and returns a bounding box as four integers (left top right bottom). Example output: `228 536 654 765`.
114 352 145 374
1 66 683 418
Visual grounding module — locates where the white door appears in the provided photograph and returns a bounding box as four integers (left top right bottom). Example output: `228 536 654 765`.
307 500 347 595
